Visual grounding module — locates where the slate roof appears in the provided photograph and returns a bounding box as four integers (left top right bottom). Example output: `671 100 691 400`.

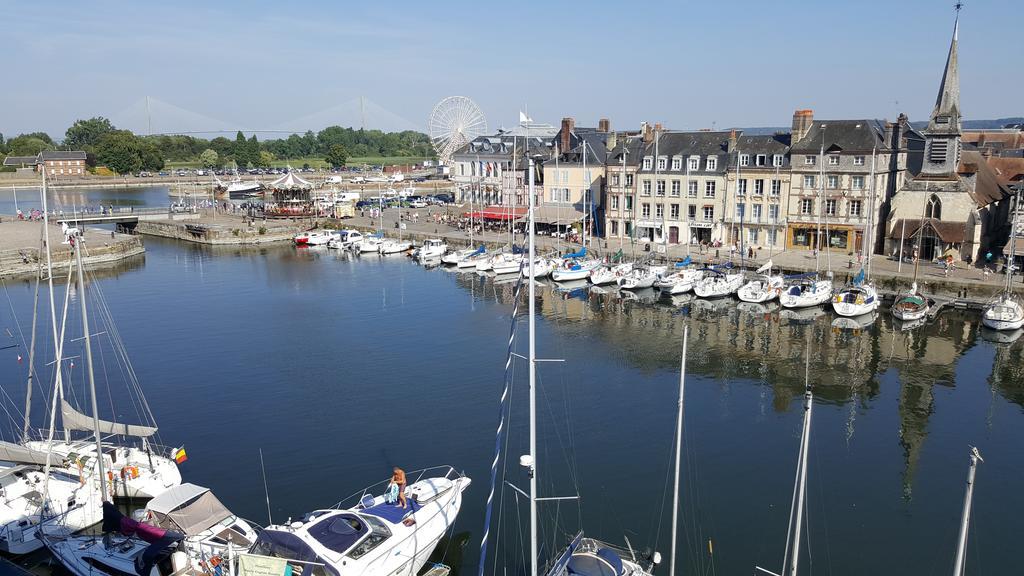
553 129 608 166
637 131 734 174
38 150 86 161
605 135 644 167
888 218 965 243
2 155 38 166
960 149 1012 207
789 120 888 154
730 134 791 168
453 133 550 159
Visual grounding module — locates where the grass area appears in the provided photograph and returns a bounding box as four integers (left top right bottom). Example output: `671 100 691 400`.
164 156 433 171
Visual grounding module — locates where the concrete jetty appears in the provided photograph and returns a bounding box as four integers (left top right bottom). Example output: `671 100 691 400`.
0 218 144 279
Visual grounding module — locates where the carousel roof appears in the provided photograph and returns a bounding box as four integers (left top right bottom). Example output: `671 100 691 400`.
271 171 312 189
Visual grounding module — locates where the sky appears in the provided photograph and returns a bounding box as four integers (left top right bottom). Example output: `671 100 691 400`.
2 0 1022 141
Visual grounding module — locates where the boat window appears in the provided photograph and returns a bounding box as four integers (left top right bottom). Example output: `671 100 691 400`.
252 530 337 576
308 514 368 554
347 515 392 560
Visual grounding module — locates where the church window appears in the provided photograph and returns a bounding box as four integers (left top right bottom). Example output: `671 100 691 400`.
926 194 942 220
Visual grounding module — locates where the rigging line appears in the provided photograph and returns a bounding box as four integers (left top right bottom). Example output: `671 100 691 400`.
493 355 518 576
812 435 834 575
0 277 30 426
477 269 526 576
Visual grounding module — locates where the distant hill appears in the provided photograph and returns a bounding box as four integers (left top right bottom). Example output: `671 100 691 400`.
737 118 1024 136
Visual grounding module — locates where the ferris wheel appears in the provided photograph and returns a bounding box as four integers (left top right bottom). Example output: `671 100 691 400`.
428 96 487 165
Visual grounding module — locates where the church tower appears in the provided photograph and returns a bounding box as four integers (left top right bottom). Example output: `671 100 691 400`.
921 5 962 178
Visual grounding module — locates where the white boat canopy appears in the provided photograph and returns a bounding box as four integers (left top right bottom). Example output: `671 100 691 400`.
271 172 312 189
61 399 158 438
0 440 52 465
147 483 233 535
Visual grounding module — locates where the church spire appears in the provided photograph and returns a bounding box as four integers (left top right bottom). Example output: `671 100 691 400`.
928 3 962 134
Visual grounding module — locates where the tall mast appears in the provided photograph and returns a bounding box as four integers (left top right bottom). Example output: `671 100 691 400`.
1005 194 1020 295
655 129 662 248
669 327 689 576
952 447 982 576
527 155 539 576
620 135 626 251
22 225 44 441
73 230 109 501
582 139 588 249
865 147 877 279
737 146 744 268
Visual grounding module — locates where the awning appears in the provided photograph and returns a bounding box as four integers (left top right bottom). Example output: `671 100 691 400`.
888 219 966 243
1004 237 1024 254
147 483 233 536
0 440 52 466
464 206 526 221
270 171 311 189
518 206 586 226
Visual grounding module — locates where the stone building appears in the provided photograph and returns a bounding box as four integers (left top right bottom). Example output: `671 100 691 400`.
633 129 732 248
722 131 791 252
541 118 610 235
2 150 87 177
450 126 553 206
885 11 1012 263
786 110 909 254
602 131 643 242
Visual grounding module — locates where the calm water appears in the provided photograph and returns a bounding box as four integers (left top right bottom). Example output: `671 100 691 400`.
0 185 174 215
1 238 1023 576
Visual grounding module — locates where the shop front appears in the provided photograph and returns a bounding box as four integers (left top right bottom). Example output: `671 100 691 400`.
787 225 857 252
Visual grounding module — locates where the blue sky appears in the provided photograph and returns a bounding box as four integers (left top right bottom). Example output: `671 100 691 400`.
3 0 1020 140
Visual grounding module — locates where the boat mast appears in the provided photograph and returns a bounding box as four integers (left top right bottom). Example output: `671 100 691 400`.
1005 194 1020 295
22 225 44 441
864 146 877 280
654 128 661 251
952 447 983 576
620 136 626 252
669 326 689 576
737 145 744 269
582 139 588 250
73 229 109 501
527 154 539 576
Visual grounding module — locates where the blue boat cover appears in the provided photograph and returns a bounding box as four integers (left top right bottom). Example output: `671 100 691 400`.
784 272 818 280
675 255 692 267
564 247 587 259
473 245 486 256
512 245 526 254
362 499 422 524
545 533 583 576
567 549 624 576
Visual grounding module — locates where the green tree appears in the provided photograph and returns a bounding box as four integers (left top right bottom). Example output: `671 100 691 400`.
233 131 250 168
200 148 219 169
210 137 233 159
16 132 54 145
0 132 7 154
257 150 274 168
247 135 261 166
140 140 164 171
65 117 116 150
324 144 349 168
7 136 53 156
95 130 144 174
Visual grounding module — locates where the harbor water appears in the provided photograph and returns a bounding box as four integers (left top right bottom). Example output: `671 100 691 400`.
1 233 1022 575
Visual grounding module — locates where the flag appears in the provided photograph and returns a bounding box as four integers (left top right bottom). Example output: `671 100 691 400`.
172 447 187 464
519 111 532 124
17 355 22 364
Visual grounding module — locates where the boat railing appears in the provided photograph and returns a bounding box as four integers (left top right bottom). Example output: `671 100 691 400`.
329 465 463 510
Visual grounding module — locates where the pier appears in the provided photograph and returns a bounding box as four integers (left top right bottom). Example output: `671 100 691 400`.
0 218 144 279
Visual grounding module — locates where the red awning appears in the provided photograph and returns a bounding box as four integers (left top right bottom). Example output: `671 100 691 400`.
465 206 527 221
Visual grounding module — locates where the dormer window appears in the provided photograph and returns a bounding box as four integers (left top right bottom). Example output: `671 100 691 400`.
657 156 667 171
671 156 682 171
643 156 653 170
687 156 700 171
773 154 784 167
805 155 816 165
756 154 766 166
739 154 750 167
828 155 839 166
706 157 717 171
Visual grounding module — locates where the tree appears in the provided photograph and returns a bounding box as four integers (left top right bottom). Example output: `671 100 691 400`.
200 148 219 169
7 136 53 156
257 150 274 168
233 131 250 168
94 130 144 174
324 144 349 168
65 117 116 150
0 132 7 155
210 137 233 159
247 135 261 167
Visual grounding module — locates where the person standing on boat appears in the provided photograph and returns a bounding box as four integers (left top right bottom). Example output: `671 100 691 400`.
392 467 407 509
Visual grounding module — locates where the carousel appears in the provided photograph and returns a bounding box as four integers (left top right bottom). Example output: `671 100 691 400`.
263 171 316 218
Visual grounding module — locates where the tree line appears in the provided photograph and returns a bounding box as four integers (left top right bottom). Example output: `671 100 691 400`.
0 117 435 175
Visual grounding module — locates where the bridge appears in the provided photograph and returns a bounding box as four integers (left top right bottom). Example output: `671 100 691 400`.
56 207 199 227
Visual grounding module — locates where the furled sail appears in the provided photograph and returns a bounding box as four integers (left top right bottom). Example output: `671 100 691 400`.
61 399 158 437
0 440 52 466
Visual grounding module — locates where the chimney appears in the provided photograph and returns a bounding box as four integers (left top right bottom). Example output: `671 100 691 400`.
560 117 575 153
642 122 653 143
607 131 618 154
728 129 737 153
884 121 895 147
792 109 814 143
598 118 610 133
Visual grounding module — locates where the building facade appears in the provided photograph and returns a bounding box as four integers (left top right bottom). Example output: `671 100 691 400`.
602 132 642 242
722 132 791 252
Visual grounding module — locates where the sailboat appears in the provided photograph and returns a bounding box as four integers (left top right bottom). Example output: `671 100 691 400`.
653 256 704 295
551 247 600 282
981 196 1024 330
590 261 632 286
832 150 881 318
693 264 744 298
781 137 833 309
379 198 412 254
737 260 783 303
477 154 659 576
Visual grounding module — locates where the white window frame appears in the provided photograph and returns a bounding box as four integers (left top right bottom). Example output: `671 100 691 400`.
756 154 767 166
671 157 682 171
737 179 747 196
770 179 781 196
706 157 718 171
657 156 667 170
643 157 653 170
803 175 815 188
642 203 651 218
752 204 762 221
739 154 750 167
754 179 764 195
827 175 838 189
688 156 700 171
670 203 680 219
703 206 714 220
852 176 864 190
642 180 652 195
768 205 779 221
657 180 666 196
805 155 816 165
828 155 839 166
705 181 716 198
735 203 745 219
656 203 664 218
853 156 865 166
671 180 681 197
825 198 837 216
687 181 698 197
800 198 813 215
850 200 862 217
773 154 784 167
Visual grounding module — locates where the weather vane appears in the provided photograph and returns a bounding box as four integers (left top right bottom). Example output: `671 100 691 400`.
954 1 963 12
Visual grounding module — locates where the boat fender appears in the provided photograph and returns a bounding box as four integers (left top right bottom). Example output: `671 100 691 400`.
76 458 85 485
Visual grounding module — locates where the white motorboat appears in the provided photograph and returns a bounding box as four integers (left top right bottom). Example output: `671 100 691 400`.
832 282 881 317
618 266 659 290
294 229 339 246
694 270 744 298
357 236 384 253
487 253 524 275
831 311 878 333
521 257 553 279
891 283 931 321
982 293 1024 331
415 239 448 260
779 275 834 309
248 467 470 576
550 258 600 282
327 230 364 250
46 484 259 576
442 246 486 267
379 239 412 254
590 262 632 286
737 275 783 303
0 447 105 555
655 267 704 295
